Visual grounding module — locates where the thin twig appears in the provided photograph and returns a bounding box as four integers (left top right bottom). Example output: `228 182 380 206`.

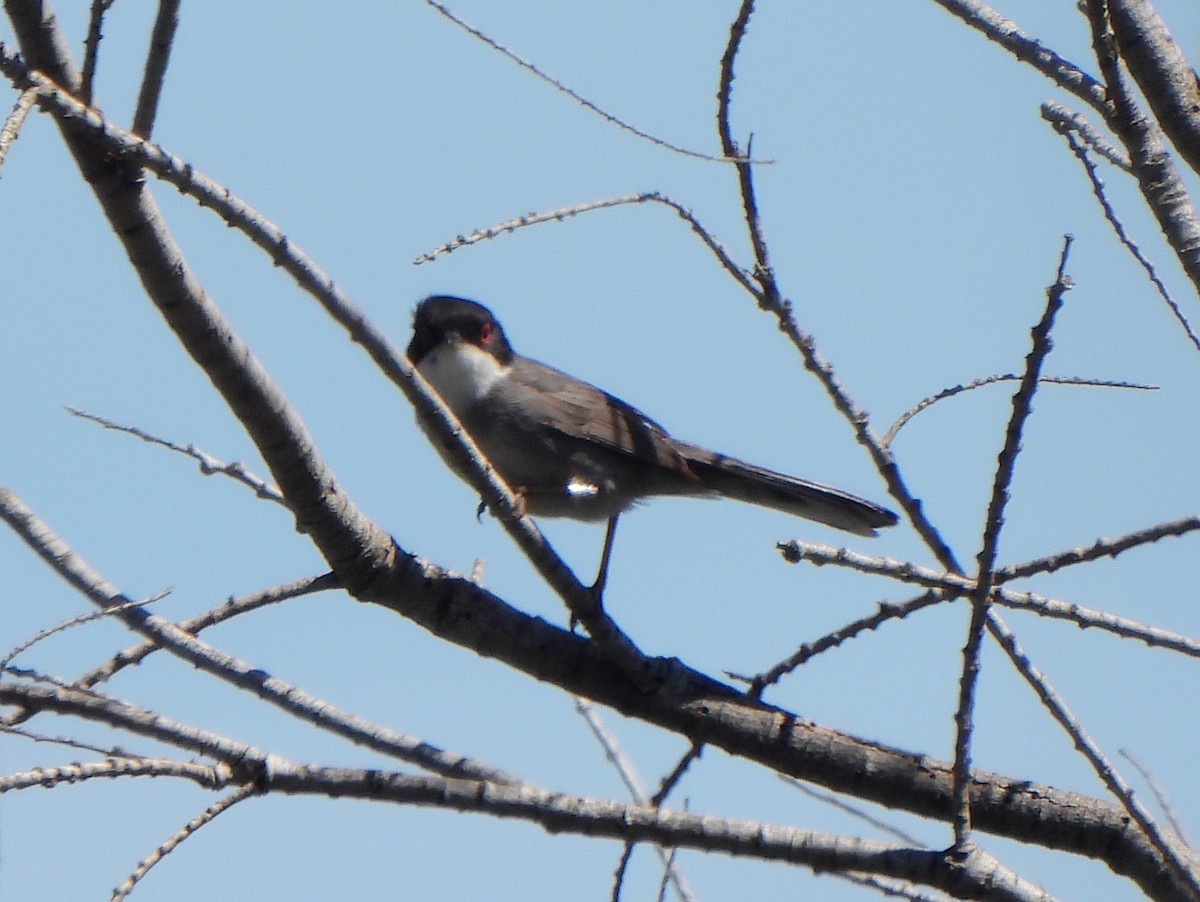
0 85 36 173
131 0 181 138
0 723 133 758
575 699 696 902
779 775 927 847
69 573 338 692
953 235 1071 850
110 782 258 902
1051 113 1200 351
1040 102 1131 171
414 190 758 294
65 406 288 506
1120 748 1193 848
576 697 648 801
778 541 1200 657
3 574 336 731
717 0 774 293
80 0 116 104
883 374 1155 446
0 590 171 673
1 680 281 768
651 743 703 808
995 515 1200 581
743 591 947 696
716 0 959 573
986 610 1200 899
422 0 749 164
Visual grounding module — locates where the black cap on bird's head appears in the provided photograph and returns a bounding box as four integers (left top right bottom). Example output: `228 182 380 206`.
407 295 515 366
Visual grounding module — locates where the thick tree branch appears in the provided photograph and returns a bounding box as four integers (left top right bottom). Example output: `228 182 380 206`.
1108 0 1200 175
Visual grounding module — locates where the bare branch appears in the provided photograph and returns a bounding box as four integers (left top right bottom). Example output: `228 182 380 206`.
883 373 1155 447
744 591 946 694
1041 102 1132 171
575 699 696 902
66 406 288 506
0 590 171 673
928 0 1107 111
1050 116 1200 350
779 541 1200 657
69 573 338 691
1121 749 1194 849
417 190 747 276
985 610 1200 898
0 84 35 172
717 0 774 292
0 487 523 783
779 775 927 848
714 8 965 572
1107 0 1200 175
651 743 703 808
952 237 1073 849
1 680 280 768
0 723 134 758
577 697 649 801
259 766 1060 901
110 783 257 902
0 756 232 793
413 190 759 294
422 0 747 163
0 689 1064 900
80 0 116 104
131 0 180 138
1084 0 1200 300
995 515 1200 581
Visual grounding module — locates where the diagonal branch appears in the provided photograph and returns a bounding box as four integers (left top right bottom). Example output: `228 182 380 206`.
929 0 1108 112
716 0 958 573
951 237 1073 850
1050 113 1200 350
1083 0 1200 298
0 487 521 783
422 0 746 164
111 782 257 902
131 0 180 138
986 611 1200 899
1107 0 1200 175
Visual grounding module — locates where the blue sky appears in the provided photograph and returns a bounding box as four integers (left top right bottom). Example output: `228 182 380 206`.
3 2 1199 899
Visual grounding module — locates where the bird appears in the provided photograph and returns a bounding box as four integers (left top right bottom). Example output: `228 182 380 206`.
406 295 897 591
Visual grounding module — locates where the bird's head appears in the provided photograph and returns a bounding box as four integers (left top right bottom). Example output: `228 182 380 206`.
407 295 515 366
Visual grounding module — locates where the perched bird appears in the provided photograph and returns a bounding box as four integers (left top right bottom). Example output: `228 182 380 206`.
407 294 895 547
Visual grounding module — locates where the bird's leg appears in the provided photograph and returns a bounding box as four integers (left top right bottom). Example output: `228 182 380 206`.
591 514 620 601
571 515 619 633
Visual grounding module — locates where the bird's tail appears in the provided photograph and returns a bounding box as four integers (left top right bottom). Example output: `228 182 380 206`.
675 442 898 537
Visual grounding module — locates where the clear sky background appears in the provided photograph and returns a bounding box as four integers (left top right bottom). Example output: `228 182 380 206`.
2 2 1199 900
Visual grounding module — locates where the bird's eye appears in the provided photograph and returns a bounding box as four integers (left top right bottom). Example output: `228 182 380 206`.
479 321 495 344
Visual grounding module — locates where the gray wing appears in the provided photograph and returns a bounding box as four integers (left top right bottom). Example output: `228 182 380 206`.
505 357 699 479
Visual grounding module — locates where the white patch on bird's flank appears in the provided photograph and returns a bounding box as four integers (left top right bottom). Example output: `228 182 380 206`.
566 477 600 497
418 341 507 412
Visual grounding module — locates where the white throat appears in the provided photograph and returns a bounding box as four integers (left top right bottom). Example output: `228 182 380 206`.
417 341 507 413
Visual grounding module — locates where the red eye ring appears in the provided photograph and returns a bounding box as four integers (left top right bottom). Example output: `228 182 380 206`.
479 321 495 344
